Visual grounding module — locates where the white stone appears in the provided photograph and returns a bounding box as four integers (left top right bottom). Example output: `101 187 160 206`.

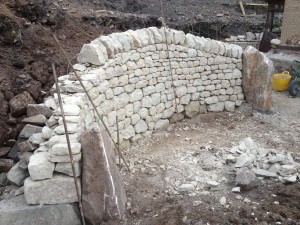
205 96 218 105
121 125 135 139
77 43 107 66
134 120 148 133
155 119 169 129
55 162 81 177
7 162 29 186
29 133 45 145
56 105 80 116
28 152 55 181
130 89 143 102
47 134 79 147
24 175 80 204
50 143 81 156
252 168 278 178
72 64 86 71
178 183 194 192
225 101 235 111
235 153 255 168
207 102 224 112
54 124 78 135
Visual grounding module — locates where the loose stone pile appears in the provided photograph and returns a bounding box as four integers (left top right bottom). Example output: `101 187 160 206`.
5 27 245 205
228 137 300 186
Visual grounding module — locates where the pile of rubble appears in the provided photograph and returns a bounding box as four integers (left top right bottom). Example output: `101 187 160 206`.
228 137 299 189
224 32 262 42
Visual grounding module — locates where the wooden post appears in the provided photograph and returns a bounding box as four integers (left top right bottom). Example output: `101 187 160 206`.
239 1 246 16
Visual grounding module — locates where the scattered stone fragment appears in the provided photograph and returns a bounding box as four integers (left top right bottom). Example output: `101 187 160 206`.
206 180 220 187
219 196 226 206
231 187 241 193
283 175 298 183
235 153 254 168
244 198 251 203
179 183 194 192
252 168 278 178
236 168 260 191
226 155 236 163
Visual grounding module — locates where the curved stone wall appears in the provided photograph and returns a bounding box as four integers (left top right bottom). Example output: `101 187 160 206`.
23 27 244 205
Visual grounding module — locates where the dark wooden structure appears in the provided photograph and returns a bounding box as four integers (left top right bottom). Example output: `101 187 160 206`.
265 0 285 33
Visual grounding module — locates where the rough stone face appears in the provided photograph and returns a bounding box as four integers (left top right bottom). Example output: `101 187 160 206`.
22 114 47 126
19 125 43 139
55 162 81 177
9 91 34 117
24 175 80 204
235 168 260 191
0 196 81 225
18 140 37 153
81 127 126 224
7 162 29 186
28 152 55 181
242 46 274 112
185 101 200 118
77 43 107 66
0 147 10 157
50 143 81 156
134 120 148 133
0 158 14 173
27 104 53 118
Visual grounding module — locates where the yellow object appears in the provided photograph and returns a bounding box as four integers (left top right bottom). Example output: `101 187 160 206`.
272 71 291 91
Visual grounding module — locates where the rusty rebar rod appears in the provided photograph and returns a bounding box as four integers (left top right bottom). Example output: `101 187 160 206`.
52 63 86 225
159 0 179 113
53 34 130 172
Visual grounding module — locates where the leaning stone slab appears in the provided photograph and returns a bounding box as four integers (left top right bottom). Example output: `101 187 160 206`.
77 43 107 66
242 46 274 112
81 127 126 224
22 114 47 126
0 195 81 225
24 175 80 205
7 162 29 186
28 152 55 181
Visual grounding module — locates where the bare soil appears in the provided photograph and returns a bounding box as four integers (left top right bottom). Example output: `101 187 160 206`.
121 91 300 225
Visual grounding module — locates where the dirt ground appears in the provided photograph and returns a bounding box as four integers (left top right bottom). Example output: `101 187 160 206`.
121 91 300 225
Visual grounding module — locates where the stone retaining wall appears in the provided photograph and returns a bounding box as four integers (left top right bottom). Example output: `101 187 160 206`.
23 27 244 205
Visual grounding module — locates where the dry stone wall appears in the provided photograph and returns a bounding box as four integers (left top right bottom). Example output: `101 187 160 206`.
23 27 244 205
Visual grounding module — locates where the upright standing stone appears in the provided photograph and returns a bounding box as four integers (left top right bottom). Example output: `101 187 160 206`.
242 46 274 112
81 127 126 225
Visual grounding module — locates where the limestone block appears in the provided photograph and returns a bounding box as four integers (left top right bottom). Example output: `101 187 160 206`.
162 107 175 119
205 96 219 105
29 133 45 145
148 27 163 43
142 96 153 108
50 143 81 156
242 46 273 112
0 196 81 225
80 73 100 86
130 89 143 102
28 152 55 181
7 162 29 186
173 30 186 45
53 124 77 135
111 33 131 52
143 86 156 96
185 101 200 118
77 43 107 66
154 119 169 130
24 175 80 204
176 86 187 97
185 33 196 48
225 101 235 111
170 113 184 123
47 134 79 147
133 29 150 47
180 94 191 105
55 105 80 116
207 102 225 112
55 162 81 177
48 153 81 163
188 49 197 58
134 120 148 133
121 125 135 139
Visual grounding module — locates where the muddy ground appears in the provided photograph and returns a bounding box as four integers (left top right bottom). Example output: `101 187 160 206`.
121 91 300 225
